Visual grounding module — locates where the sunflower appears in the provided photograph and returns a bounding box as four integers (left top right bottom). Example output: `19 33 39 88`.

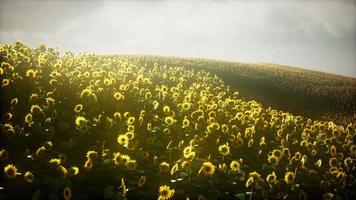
24 113 33 124
74 104 83 113
117 134 129 145
75 116 86 126
160 162 170 173
165 116 175 125
0 149 9 161
182 118 190 128
245 177 254 188
284 171 295 184
30 105 43 114
218 144 230 156
2 78 10 86
268 155 279 166
272 149 282 158
163 106 170 113
249 171 262 181
230 160 240 172
183 151 195 161
125 132 135 140
266 171 277 185
221 124 229 133
170 163 179 175
137 175 147 187
127 116 135 125
86 150 98 160
57 165 67 177
114 152 121 166
126 159 137 170
199 162 215 176
63 187 72 200
158 185 175 200
49 158 61 166
120 154 131 165
127 125 135 132
182 102 191 111
24 171 34 183
68 166 79 176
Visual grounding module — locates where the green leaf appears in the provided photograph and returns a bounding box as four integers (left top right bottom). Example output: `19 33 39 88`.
234 193 246 200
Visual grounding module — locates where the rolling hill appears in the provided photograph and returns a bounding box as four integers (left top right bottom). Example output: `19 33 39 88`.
0 42 355 199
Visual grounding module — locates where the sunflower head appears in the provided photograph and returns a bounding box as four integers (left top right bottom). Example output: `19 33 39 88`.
117 134 129 145
230 160 240 172
218 144 230 156
4 164 17 179
284 171 295 184
160 162 170 173
158 185 175 200
199 162 215 176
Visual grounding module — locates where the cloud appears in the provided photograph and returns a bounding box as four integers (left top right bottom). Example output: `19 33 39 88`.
0 0 355 77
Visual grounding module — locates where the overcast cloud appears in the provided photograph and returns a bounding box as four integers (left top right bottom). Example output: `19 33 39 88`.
0 0 355 77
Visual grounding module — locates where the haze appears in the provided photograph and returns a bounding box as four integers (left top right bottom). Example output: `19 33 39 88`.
1 0 355 77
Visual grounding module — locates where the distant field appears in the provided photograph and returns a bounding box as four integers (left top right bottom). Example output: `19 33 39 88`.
117 55 356 126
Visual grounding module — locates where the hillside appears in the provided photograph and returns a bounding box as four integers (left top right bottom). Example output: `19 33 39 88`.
117 55 356 127
0 42 355 199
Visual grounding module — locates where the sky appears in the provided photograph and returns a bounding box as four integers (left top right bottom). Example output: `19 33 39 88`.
0 0 355 77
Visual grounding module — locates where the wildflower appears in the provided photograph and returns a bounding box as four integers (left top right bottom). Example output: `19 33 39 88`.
230 160 240 172
74 104 83 113
163 106 170 113
160 162 170 173
68 166 79 176
24 113 33 124
120 154 130 165
86 150 98 160
114 152 121 166
221 124 229 133
137 175 147 187
30 105 42 114
49 158 61 166
0 149 9 161
245 177 254 188
165 116 175 125
125 132 135 140
2 78 10 86
268 155 279 166
24 171 34 183
199 162 215 176
272 149 282 158
26 69 37 78
328 157 339 167
127 116 135 125
4 164 17 179
284 171 295 184
218 144 230 156
170 163 179 175
126 159 137 170
117 134 129 145
63 187 72 200
158 185 175 200
249 171 262 181
75 116 86 126
182 118 190 128
182 102 191 111
266 171 277 185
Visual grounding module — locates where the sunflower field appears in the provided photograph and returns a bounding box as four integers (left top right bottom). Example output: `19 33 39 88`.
0 42 355 200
